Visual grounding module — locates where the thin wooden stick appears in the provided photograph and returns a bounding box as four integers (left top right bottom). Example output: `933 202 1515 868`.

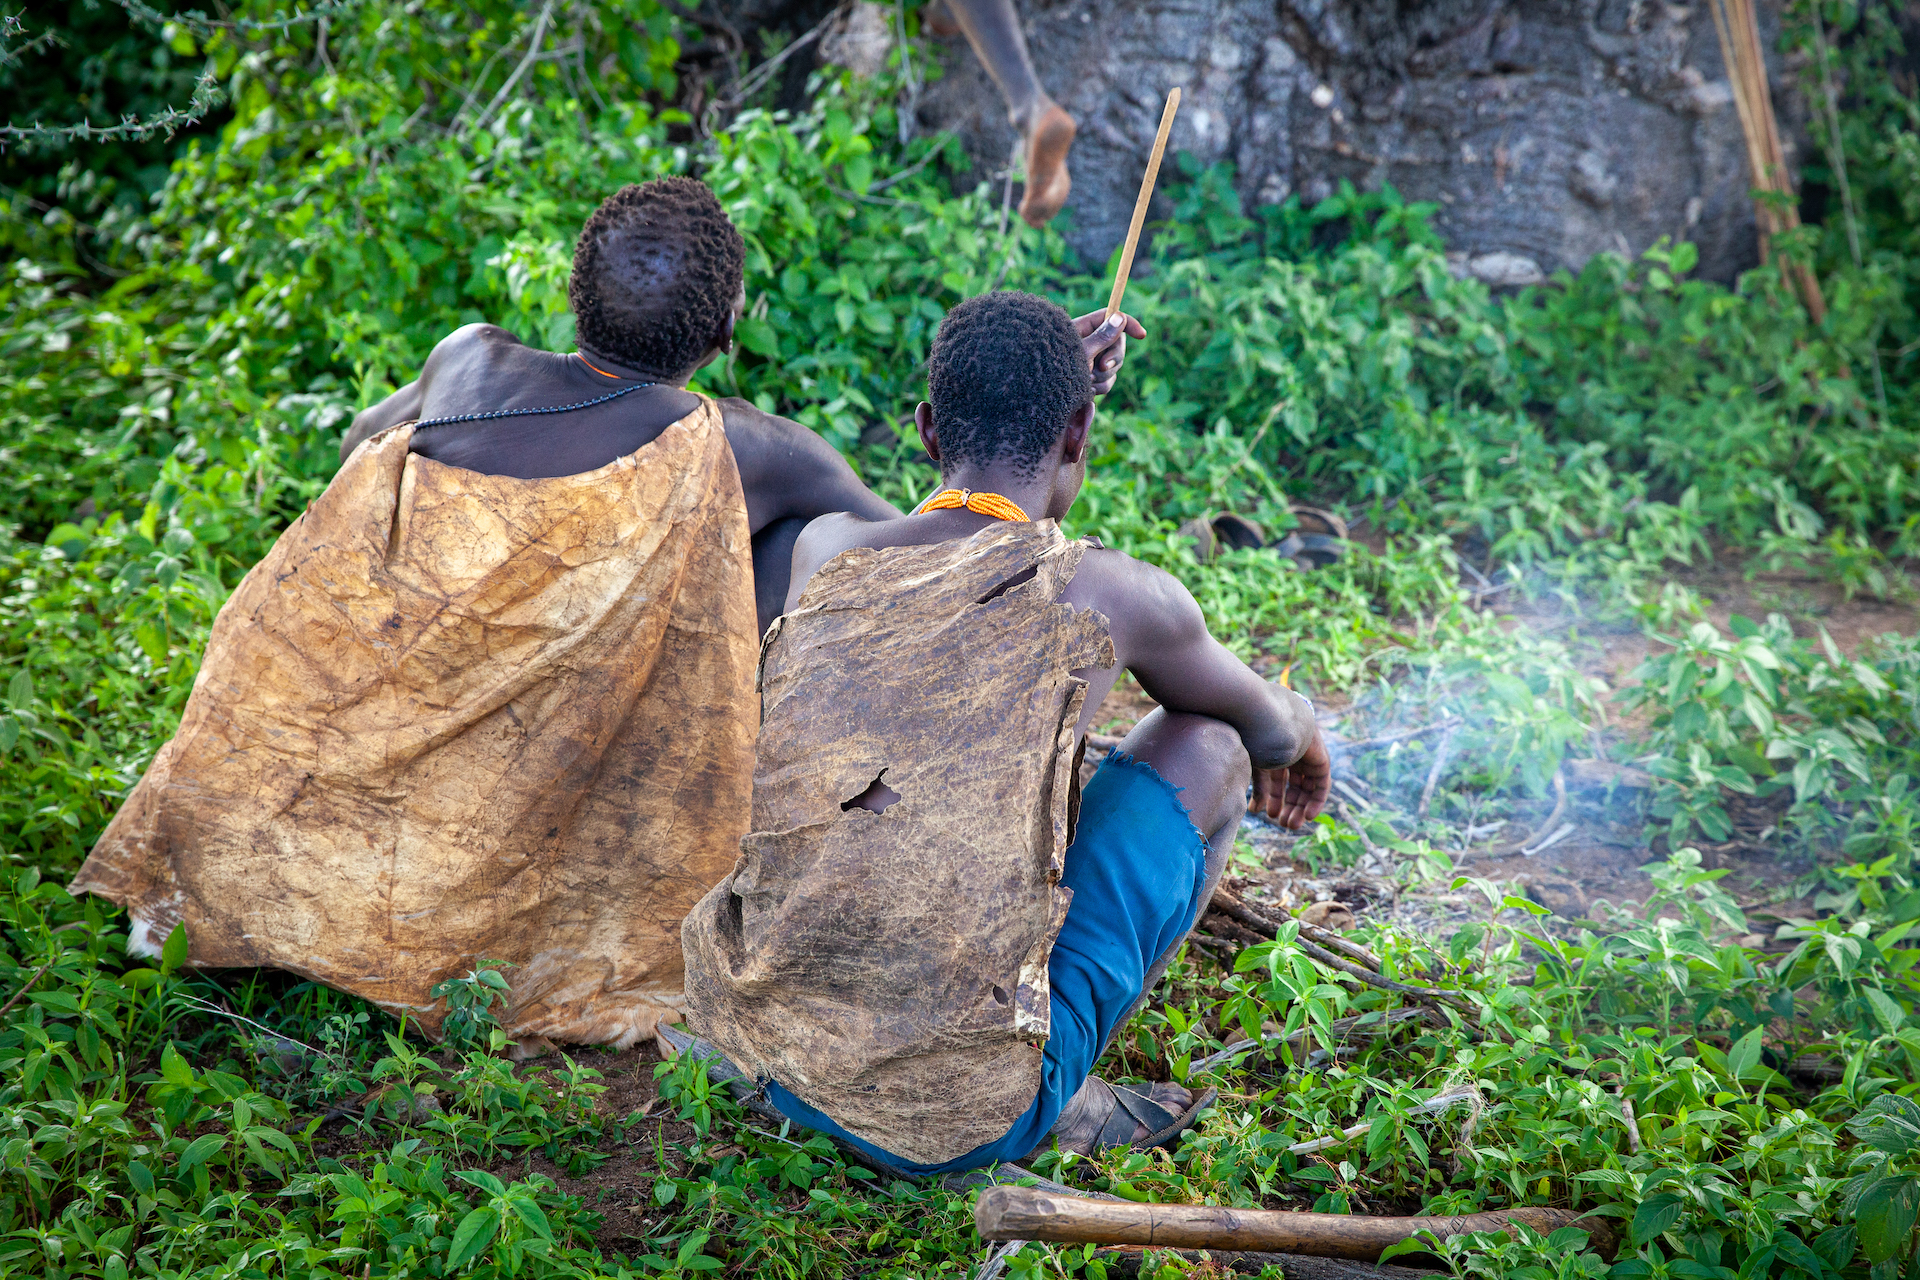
1707 0 1826 320
975 1187 1620 1262
1104 87 1181 320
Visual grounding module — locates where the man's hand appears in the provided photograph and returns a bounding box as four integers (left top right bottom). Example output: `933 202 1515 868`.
1249 727 1331 830
1071 310 1146 397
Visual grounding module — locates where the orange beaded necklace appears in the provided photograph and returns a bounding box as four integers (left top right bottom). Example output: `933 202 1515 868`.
914 488 1031 522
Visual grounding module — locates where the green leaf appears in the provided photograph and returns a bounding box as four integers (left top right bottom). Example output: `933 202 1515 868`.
454 1168 507 1197
160 923 190 976
508 1195 553 1240
6 670 31 709
1545 1226 1592 1251
1849 1095 1920 1155
447 1206 501 1269
43 523 89 560
1866 987 1907 1034
735 316 779 357
134 623 169 664
843 152 873 193
159 1043 196 1088
176 1133 226 1171
1727 1026 1764 1080
1632 1192 1685 1244
1855 1176 1920 1263
127 1161 155 1194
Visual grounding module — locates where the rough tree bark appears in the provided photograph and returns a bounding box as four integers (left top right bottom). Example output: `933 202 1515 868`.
702 0 1819 284
913 0 1810 283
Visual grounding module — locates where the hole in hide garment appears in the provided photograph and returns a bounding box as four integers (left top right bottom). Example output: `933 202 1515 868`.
841 770 901 813
992 985 1010 1005
976 563 1038 605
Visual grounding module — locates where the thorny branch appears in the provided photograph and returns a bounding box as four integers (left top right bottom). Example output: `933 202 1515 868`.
0 67 224 151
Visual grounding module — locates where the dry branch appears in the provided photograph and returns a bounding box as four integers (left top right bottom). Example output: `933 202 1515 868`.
975 1187 1620 1262
1200 885 1471 1012
1707 0 1825 319
1336 718 1462 753
1472 768 1567 858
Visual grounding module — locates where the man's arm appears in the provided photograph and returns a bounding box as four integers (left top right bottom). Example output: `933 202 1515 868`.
1100 554 1330 828
719 398 903 532
339 324 506 462
340 380 423 461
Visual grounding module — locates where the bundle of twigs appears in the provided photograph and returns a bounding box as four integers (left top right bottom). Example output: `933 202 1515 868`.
1194 884 1473 1014
1707 0 1826 320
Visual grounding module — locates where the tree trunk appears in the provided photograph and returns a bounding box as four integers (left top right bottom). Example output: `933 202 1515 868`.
911 0 1809 283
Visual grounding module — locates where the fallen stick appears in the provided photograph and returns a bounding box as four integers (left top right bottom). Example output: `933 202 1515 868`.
1210 886 1383 971
1337 717 1463 753
1284 1086 1480 1156
1104 87 1181 320
1473 767 1567 859
0 962 52 1021
975 1187 1619 1262
1295 937 1473 1012
1204 886 1469 1011
1188 1008 1431 1077
1417 724 1458 820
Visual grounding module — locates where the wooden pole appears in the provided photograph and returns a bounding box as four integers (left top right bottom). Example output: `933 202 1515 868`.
1706 0 1826 321
1104 87 1182 321
975 1186 1619 1263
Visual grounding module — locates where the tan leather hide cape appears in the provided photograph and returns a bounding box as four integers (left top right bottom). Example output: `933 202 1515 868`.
72 398 757 1049
682 521 1113 1166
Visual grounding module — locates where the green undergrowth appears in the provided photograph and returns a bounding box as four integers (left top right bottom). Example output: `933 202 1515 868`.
4 0 1920 1276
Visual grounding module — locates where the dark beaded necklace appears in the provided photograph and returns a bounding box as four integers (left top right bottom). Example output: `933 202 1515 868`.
409 354 655 431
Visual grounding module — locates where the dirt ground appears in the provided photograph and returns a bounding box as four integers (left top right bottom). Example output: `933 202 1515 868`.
1089 550 1920 944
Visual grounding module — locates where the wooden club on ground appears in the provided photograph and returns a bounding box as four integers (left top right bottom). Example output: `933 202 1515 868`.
975 1185 1618 1264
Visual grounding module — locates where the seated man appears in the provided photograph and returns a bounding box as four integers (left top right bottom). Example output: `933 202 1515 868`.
681 290 1330 1173
337 177 900 637
75 180 1138 1052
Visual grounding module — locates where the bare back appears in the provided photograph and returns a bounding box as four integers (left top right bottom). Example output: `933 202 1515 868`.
341 325 903 628
787 509 1310 769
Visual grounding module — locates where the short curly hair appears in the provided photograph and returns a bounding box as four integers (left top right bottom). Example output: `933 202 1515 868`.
569 177 746 378
926 291 1092 476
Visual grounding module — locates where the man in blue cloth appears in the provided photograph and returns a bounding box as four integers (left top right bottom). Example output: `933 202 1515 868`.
680 290 1330 1173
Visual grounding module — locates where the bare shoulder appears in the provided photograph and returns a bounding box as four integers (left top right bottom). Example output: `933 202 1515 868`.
714 396 823 453
1065 545 1206 641
426 322 519 371
785 511 901 609
716 397 900 525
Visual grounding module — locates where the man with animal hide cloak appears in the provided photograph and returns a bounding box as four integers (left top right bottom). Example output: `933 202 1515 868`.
73 179 1140 1052
682 290 1330 1171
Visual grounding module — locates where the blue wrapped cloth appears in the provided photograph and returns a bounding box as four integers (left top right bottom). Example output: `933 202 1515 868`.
766 751 1210 1174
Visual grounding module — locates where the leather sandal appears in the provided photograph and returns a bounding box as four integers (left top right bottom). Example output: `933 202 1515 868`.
1026 1075 1216 1160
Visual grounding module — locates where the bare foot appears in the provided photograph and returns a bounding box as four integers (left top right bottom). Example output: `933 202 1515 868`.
1019 102 1076 228
922 0 962 38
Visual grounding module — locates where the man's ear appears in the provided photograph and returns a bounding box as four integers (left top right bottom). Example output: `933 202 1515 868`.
1061 401 1094 465
914 402 942 464
719 283 746 354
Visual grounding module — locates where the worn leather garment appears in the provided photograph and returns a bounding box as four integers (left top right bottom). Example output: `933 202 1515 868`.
73 398 756 1049
681 521 1114 1165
